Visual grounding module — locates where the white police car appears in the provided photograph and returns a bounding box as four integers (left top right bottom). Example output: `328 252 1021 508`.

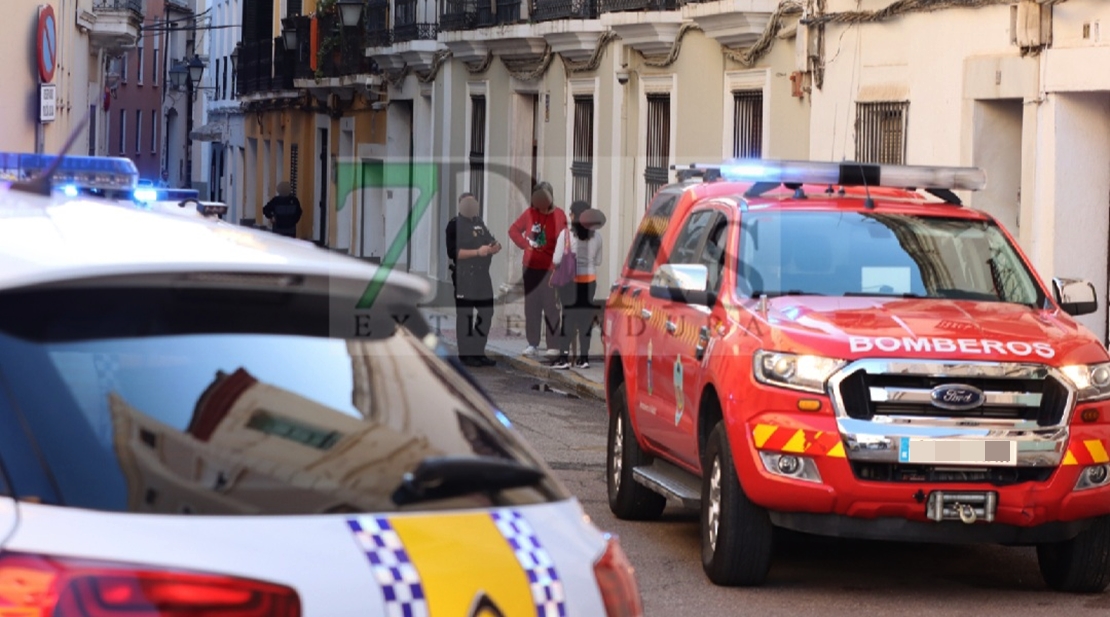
0 162 642 616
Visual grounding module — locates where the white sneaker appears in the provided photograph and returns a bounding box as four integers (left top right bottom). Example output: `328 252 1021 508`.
522 345 538 356
545 348 561 358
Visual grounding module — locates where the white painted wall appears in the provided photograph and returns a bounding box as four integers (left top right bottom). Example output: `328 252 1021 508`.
811 3 1014 164
1047 92 1110 342
971 99 1023 233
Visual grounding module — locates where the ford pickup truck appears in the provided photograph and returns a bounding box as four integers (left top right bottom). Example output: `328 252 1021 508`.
602 159 1110 592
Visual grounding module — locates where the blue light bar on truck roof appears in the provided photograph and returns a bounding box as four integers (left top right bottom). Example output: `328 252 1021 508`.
0 152 139 191
682 159 988 192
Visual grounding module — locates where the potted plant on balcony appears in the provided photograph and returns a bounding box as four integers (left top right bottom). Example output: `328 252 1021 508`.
314 0 352 80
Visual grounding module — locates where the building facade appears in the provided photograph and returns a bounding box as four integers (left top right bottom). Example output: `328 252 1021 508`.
234 0 387 244
808 0 1110 341
0 0 143 157
107 0 166 180
225 0 1110 347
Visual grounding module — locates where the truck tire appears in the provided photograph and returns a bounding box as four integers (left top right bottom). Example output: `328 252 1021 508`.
700 422 773 586
607 383 666 520
1037 516 1110 593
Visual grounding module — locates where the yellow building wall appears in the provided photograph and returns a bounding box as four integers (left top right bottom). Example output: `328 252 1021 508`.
245 109 316 240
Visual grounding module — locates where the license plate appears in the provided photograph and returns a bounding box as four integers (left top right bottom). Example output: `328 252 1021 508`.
898 438 1017 466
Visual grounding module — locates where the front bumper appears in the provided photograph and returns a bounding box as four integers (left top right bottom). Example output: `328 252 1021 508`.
731 401 1110 539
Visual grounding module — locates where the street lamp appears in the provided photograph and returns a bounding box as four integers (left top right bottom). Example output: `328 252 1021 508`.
169 60 186 89
281 17 299 51
336 0 364 27
184 54 207 189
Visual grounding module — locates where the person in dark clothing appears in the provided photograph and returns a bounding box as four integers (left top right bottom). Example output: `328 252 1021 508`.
446 193 501 367
262 181 302 238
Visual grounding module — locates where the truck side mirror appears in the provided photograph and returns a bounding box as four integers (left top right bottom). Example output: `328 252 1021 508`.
1052 278 1098 316
650 264 717 306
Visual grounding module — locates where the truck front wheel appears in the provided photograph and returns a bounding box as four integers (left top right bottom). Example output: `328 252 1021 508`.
1037 516 1110 593
700 422 773 586
607 382 667 520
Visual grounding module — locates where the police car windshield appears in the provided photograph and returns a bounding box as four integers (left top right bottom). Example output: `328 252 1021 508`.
0 286 565 515
738 211 1043 307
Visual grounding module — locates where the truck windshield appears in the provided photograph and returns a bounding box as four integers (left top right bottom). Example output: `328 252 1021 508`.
737 211 1044 307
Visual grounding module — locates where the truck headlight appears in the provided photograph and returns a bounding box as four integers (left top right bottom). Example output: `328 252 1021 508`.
1061 362 1110 402
754 351 846 394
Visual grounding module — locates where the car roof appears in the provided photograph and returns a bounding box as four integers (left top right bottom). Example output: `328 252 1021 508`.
0 187 429 301
669 181 992 219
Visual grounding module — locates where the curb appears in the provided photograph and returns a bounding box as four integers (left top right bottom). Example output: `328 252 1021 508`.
442 340 606 402
486 348 607 402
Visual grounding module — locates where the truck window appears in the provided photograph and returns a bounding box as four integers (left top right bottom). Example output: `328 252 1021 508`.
626 193 679 273
737 211 1044 306
700 214 729 293
669 211 715 265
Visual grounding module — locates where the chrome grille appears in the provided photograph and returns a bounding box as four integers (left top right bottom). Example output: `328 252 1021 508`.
837 369 1069 426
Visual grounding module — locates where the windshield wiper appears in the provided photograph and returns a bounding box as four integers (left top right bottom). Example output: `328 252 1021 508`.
751 290 825 298
391 456 545 506
843 292 923 299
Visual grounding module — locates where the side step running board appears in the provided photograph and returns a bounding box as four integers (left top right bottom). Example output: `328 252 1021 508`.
632 460 702 509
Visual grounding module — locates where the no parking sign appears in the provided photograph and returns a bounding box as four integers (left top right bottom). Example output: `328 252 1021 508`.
37 4 57 84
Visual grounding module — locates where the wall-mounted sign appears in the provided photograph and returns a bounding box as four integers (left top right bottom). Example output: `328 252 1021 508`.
37 4 58 83
40 83 56 123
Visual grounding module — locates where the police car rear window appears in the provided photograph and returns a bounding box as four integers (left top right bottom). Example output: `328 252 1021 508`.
0 287 565 515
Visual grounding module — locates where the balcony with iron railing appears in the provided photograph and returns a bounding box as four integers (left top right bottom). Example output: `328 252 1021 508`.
598 0 677 13
531 0 597 22
440 0 499 32
394 0 439 42
366 0 393 48
90 0 144 53
289 12 376 83
236 38 296 98
92 0 143 13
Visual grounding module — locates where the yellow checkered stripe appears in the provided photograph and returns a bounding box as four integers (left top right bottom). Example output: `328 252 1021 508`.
1062 438 1110 466
751 424 847 458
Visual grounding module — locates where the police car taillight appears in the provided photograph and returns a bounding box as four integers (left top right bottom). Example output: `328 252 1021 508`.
0 552 301 616
710 158 987 191
593 535 643 617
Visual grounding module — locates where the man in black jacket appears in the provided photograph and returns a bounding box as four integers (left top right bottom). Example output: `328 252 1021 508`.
446 193 501 367
262 181 302 237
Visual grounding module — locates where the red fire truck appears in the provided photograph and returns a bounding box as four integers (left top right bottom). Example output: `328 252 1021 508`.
602 159 1110 592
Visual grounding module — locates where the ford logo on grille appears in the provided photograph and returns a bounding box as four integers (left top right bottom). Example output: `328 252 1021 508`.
930 384 986 411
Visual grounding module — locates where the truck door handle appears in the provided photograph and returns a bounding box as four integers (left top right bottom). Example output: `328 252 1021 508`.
696 326 710 360
641 309 652 320
665 320 677 334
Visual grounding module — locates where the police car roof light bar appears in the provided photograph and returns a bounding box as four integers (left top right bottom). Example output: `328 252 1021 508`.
0 152 139 193
712 158 987 192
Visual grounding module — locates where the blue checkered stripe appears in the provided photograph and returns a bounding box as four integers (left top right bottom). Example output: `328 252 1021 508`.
491 509 567 617
348 517 429 617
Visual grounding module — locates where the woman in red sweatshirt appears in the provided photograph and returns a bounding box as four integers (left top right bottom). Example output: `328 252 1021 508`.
508 182 567 356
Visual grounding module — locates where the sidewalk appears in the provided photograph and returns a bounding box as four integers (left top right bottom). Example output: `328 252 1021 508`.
421 290 606 401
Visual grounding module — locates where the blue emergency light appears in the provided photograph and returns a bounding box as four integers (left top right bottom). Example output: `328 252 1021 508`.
132 188 200 203
0 152 139 192
677 159 988 192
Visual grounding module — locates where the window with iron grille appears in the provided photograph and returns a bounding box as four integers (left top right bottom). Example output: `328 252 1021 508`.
732 90 763 159
644 93 670 208
570 95 593 204
469 95 487 204
855 101 909 165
